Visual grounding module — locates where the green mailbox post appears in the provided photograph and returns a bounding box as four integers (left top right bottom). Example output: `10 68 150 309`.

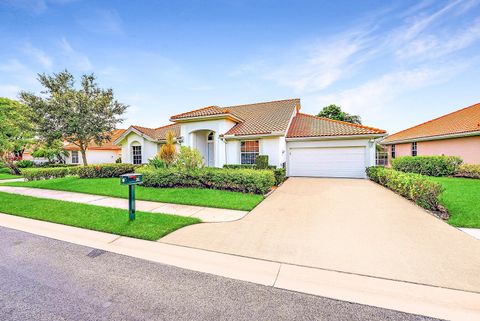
120 174 143 221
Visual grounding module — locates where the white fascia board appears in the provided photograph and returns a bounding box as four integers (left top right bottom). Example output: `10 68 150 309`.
169 114 243 123
381 131 480 145
223 131 285 140
286 134 386 142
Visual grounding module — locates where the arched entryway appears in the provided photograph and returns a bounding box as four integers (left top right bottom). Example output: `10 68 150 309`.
189 130 215 167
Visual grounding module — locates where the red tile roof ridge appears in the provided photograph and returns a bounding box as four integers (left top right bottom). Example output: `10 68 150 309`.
170 105 228 119
385 102 480 140
296 113 386 133
225 98 300 108
154 123 178 130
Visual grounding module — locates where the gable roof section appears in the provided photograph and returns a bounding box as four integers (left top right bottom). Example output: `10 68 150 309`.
116 123 181 144
64 129 126 151
287 113 386 138
383 103 480 144
223 99 299 136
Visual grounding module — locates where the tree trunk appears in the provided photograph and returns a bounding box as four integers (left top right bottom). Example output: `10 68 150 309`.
80 148 88 166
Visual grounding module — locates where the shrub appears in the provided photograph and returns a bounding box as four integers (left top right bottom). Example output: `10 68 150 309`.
273 168 286 185
255 155 269 169
115 157 122 164
455 164 480 179
0 167 12 174
148 156 166 169
77 164 137 178
224 164 257 169
138 167 275 194
15 160 34 168
174 146 203 170
366 166 443 210
391 156 462 177
22 167 74 181
159 130 176 167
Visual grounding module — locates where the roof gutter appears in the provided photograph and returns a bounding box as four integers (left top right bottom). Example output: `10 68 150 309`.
286 133 386 142
381 130 480 145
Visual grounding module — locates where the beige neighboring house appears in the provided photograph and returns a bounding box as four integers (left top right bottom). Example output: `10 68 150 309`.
116 99 386 178
63 129 126 165
382 102 480 165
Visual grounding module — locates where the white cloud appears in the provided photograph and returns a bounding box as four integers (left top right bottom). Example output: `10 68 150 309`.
0 84 21 99
23 43 53 68
59 38 92 71
77 9 123 35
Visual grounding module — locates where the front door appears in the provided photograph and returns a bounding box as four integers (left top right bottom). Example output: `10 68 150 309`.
207 141 214 167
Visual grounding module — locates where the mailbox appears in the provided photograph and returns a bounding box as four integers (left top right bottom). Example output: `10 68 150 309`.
120 174 143 221
120 174 143 185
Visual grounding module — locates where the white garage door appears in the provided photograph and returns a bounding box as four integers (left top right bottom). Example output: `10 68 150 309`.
288 146 366 178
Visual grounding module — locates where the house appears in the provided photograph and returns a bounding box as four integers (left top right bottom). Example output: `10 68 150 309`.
115 99 386 178
382 102 480 165
64 129 126 165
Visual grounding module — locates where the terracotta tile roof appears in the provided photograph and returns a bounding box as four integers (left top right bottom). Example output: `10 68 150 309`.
170 105 230 120
287 113 386 138
383 103 480 144
223 99 300 136
131 123 181 141
64 129 126 151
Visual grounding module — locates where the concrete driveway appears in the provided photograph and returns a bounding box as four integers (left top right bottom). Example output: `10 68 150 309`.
161 178 480 292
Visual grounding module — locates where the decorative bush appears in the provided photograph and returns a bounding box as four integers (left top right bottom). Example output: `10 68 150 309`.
391 156 462 177
148 156 166 169
174 146 203 170
255 155 269 169
15 160 34 168
0 167 12 174
366 166 443 210
455 164 480 179
223 164 286 185
138 167 275 194
22 167 73 181
77 164 137 178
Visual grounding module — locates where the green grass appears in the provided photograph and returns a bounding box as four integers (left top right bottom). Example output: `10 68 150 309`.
0 191 200 240
1 177 263 211
429 177 480 228
0 173 19 180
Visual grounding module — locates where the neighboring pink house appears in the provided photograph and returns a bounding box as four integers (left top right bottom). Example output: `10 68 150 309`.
382 102 480 165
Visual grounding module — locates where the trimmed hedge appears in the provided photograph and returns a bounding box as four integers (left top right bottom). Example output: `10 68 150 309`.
455 164 480 179
391 156 462 177
22 167 75 181
138 167 275 194
223 164 286 185
224 164 258 169
255 155 269 169
15 160 34 168
366 166 443 210
77 164 136 178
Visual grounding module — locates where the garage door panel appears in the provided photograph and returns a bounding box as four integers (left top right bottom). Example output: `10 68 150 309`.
288 146 366 178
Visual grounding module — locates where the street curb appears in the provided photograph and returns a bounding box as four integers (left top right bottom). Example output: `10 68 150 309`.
0 212 479 321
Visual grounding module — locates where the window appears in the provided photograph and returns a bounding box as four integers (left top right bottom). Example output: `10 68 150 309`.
207 131 214 141
132 145 142 164
411 142 417 156
71 151 79 164
240 140 259 164
391 144 396 159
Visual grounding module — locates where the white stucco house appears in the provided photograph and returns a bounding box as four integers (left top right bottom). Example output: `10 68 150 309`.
64 129 126 165
115 99 387 178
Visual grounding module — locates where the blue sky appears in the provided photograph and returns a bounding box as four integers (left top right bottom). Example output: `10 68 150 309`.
1 0 479 133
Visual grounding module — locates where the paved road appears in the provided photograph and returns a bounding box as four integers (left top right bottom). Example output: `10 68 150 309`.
162 177 480 292
0 227 438 321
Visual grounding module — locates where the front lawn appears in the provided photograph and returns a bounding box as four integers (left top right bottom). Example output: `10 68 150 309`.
0 192 200 240
2 177 263 211
429 177 480 228
0 173 19 180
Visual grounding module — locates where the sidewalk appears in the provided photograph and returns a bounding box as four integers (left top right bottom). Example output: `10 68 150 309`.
0 212 479 321
0 186 247 223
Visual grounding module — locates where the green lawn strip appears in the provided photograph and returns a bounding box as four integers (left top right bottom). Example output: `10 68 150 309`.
0 192 200 240
428 177 480 228
3 177 263 211
0 173 20 180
